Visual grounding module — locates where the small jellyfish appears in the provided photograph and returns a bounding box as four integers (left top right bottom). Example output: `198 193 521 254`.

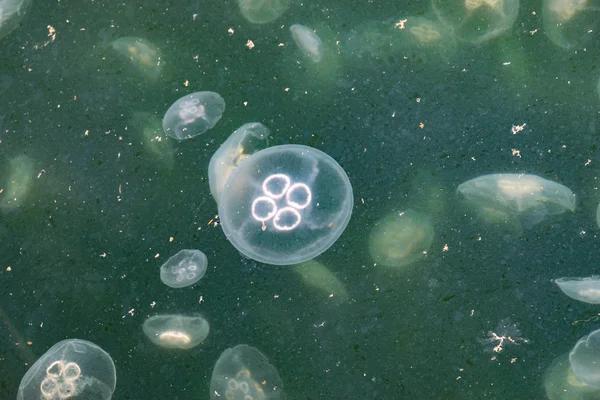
369 209 434 268
0 0 32 40
457 173 576 229
543 0 600 48
290 24 323 62
0 154 34 212
292 259 349 304
17 339 116 400
159 249 208 288
210 344 284 400
431 0 520 44
111 37 162 80
129 111 175 169
208 122 270 205
237 0 290 24
218 144 353 266
142 314 210 350
162 91 225 140
570 328 600 389
555 276 600 304
544 353 600 399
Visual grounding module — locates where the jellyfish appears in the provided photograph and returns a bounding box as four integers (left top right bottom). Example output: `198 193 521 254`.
162 91 225 140
210 344 284 400
142 314 210 350
237 0 290 24
292 259 349 304
555 276 600 304
129 111 175 169
17 339 116 400
111 37 162 80
218 144 353 266
369 209 435 268
457 173 576 229
290 24 323 62
159 249 208 288
0 154 34 211
543 0 600 48
544 353 600 399
569 328 600 389
208 122 270 205
431 0 520 44
0 0 32 40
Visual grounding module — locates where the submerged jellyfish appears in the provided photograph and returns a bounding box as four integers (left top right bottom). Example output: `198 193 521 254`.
111 37 162 80
431 0 520 44
543 0 600 48
208 122 270 205
292 259 349 304
160 249 208 288
0 0 32 40
570 328 600 389
129 111 175 169
457 173 576 229
162 91 225 140
544 353 600 399
369 209 434 268
17 339 116 400
0 154 34 211
218 144 353 265
555 276 600 304
142 314 210 350
210 344 284 400
290 24 323 62
237 0 290 24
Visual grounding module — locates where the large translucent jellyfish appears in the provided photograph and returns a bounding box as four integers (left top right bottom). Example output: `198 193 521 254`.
0 0 32 40
238 0 290 24
431 0 520 44
208 122 270 205
162 91 225 140
292 259 349 304
290 24 323 63
544 353 600 399
111 37 162 80
570 328 600 389
159 249 208 288
457 173 576 229
210 344 284 400
0 154 34 211
369 209 435 268
555 276 600 304
218 144 353 266
17 339 116 400
142 314 210 350
543 0 600 49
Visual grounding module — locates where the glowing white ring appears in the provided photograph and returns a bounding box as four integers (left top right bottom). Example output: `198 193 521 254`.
46 361 64 377
273 207 302 231
252 196 278 222
62 362 81 381
286 182 312 210
262 173 290 200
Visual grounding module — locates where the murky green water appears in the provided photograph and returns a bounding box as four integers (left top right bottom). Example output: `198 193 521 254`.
3 0 600 398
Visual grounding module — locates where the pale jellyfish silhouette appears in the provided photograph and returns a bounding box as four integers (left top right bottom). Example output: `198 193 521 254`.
290 24 323 62
142 314 210 350
543 0 600 48
218 145 353 265
457 173 576 229
162 92 225 140
569 328 600 389
431 0 520 44
17 339 116 400
1 154 34 211
555 276 600 304
544 353 600 399
238 0 290 24
129 111 175 169
210 344 284 400
208 122 270 205
159 249 208 288
111 37 162 80
292 259 349 304
369 209 434 268
0 0 32 40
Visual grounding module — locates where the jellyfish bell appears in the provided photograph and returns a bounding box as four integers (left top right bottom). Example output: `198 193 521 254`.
159 249 208 288
111 37 162 80
431 0 519 44
543 0 600 48
218 144 353 266
238 0 290 24
17 339 116 400
555 276 600 304
0 0 32 40
570 328 600 389
142 314 209 350
208 122 270 205
290 24 323 62
162 91 225 140
544 353 600 399
210 344 284 400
